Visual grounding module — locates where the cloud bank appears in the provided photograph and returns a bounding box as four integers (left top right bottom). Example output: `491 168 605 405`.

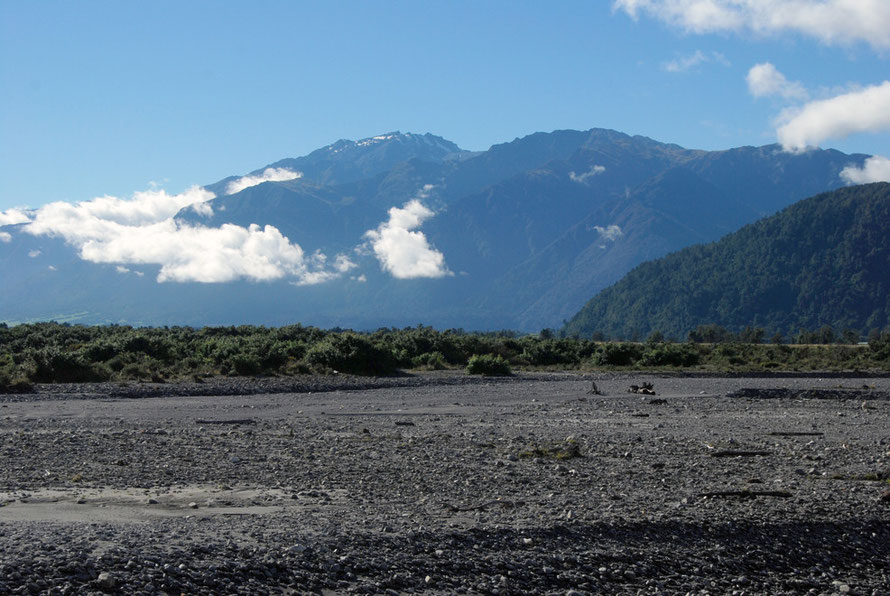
21 187 353 284
614 0 890 50
776 81 890 151
840 155 890 184
0 208 32 227
364 199 451 279
746 62 808 100
226 167 302 195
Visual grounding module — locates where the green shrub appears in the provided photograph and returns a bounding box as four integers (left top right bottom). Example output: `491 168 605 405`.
0 368 32 393
119 362 151 380
230 353 262 376
520 339 578 366
411 351 448 370
304 333 398 376
640 343 701 367
592 343 643 366
30 349 109 383
466 354 512 376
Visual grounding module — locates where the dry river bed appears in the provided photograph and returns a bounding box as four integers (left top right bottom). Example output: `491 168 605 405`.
1 372 889 595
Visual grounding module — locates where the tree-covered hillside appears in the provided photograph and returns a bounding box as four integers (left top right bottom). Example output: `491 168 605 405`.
563 183 890 340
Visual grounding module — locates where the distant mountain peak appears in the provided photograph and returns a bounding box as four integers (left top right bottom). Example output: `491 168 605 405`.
323 132 462 154
221 132 466 189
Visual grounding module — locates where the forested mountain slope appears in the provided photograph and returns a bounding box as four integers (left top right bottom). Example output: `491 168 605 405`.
563 183 890 339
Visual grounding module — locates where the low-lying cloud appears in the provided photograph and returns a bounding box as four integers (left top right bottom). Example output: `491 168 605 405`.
840 155 890 184
570 165 606 183
226 167 302 195
20 187 353 285
594 224 624 242
746 62 808 100
364 199 451 279
776 81 890 151
0 232 11 243
614 0 890 50
663 49 729 72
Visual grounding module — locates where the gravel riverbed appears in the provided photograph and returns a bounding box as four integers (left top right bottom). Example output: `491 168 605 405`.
1 372 889 595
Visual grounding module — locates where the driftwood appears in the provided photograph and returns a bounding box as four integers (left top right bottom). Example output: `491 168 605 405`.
699 490 792 498
710 450 772 457
195 419 256 425
628 382 655 395
587 381 604 395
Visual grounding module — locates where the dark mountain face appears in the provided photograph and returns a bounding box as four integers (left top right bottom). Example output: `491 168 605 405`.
0 128 870 330
562 183 890 340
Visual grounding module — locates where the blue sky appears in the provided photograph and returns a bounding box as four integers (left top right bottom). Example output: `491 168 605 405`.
2 0 889 211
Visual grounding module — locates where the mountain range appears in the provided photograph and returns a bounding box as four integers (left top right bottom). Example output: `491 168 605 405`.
0 128 871 330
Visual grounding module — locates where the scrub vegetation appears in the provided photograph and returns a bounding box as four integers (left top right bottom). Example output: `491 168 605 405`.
1 322 889 390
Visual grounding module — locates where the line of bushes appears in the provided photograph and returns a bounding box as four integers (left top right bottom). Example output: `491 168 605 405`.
1 322 888 390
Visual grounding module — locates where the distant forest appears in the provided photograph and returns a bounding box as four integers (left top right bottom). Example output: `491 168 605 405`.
2 322 888 390
564 183 890 340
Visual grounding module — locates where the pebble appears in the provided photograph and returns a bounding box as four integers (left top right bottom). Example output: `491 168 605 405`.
96 572 115 590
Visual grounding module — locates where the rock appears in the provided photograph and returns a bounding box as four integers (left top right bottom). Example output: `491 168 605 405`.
188 502 198 509
96 572 116 590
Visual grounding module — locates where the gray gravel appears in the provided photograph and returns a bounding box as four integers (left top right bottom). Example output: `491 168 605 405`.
2 372 889 595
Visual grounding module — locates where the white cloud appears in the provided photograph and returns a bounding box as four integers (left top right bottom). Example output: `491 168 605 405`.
26 186 214 235
746 62 808 100
418 183 435 198
614 0 890 50
47 265 56 271
28 249 41 258
364 199 451 279
0 208 31 227
840 155 890 183
663 49 729 72
570 165 607 183
226 167 302 195
191 201 214 217
22 186 350 285
593 224 624 242
776 81 890 151
116 265 130 274
0 232 10 243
